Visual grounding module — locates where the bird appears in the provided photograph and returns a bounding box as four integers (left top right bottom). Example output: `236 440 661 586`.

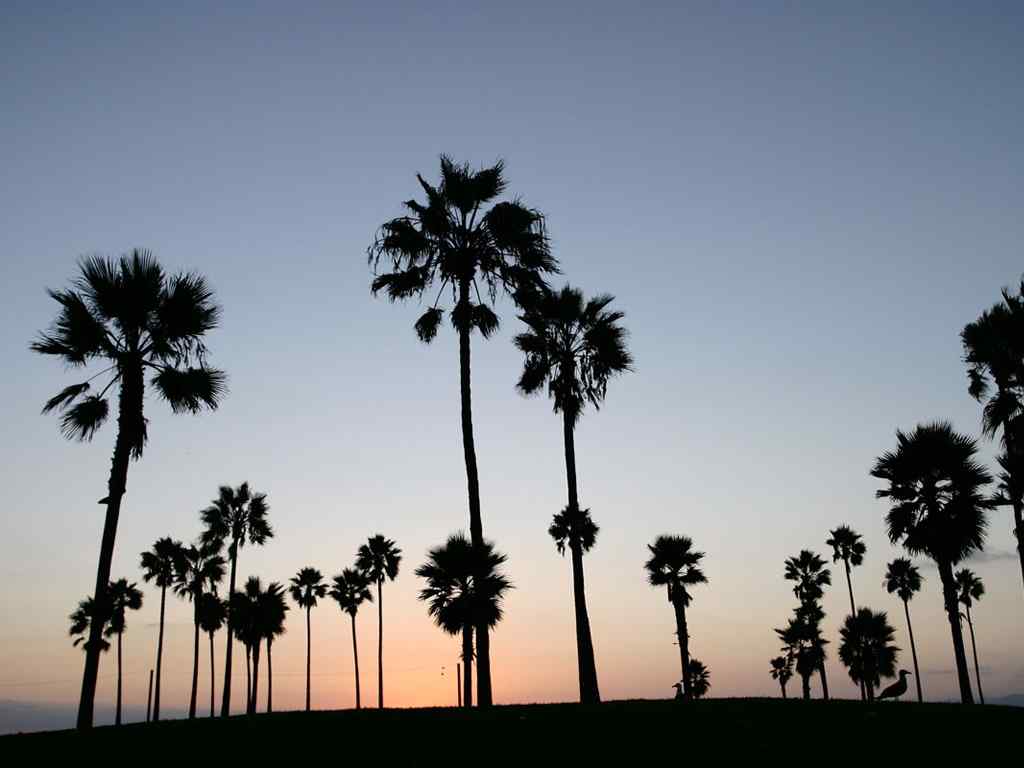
876 670 912 701
672 682 684 701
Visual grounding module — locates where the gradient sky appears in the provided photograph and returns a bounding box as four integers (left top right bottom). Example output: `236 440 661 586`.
2 1 1023 731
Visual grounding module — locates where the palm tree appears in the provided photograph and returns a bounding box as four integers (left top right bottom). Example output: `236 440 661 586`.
197 593 227 717
775 607 826 700
783 550 832 700
356 535 402 709
32 250 225 729
686 659 711 699
369 157 556 706
140 536 184 722
884 558 924 702
70 597 110 655
827 525 868 700
105 579 143 725
838 608 899 701
174 540 225 718
515 285 632 704
289 567 327 712
955 568 986 704
260 582 289 713
200 482 273 716
329 568 373 709
415 532 512 709
229 585 258 712
769 655 794 699
962 282 1024 592
644 535 707 700
871 421 993 704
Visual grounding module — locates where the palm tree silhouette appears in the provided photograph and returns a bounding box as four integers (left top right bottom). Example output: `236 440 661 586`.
289 567 327 712
70 597 111 654
329 568 373 709
140 536 184 722
769 655 794 699
104 579 143 725
827 525 868 700
259 582 288 714
356 535 402 709
174 540 226 718
686 659 711 699
776 604 827 700
32 251 225 730
784 550 832 700
229 584 258 712
200 482 273 716
514 284 632 704
955 568 986 704
644 535 707 700
415 532 512 709
369 157 556 706
838 608 899 701
884 557 924 702
871 421 993 704
197 592 226 717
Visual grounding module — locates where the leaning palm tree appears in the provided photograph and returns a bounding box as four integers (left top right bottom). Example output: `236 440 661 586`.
884 558 924 702
140 536 184 722
838 608 899 701
33 250 225 729
104 579 143 725
329 568 373 709
769 655 794 699
260 582 289 713
356 535 402 709
871 421 993 704
289 567 327 712
955 568 986 704
686 659 711 699
174 540 226 718
515 285 632 704
200 482 273 716
783 550 832 700
644 535 707 700
197 592 227 717
415 532 512 709
369 157 557 706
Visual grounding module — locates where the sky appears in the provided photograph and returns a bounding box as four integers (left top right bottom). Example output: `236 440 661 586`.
2 0 1023 732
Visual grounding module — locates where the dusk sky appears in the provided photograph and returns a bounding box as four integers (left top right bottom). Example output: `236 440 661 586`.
2 1 1023 731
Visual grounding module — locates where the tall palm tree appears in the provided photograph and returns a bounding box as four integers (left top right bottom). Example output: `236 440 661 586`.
200 482 273 716
515 285 632 704
955 568 986 704
783 550 832 700
197 592 226 717
140 536 184 722
32 250 226 730
329 568 373 709
356 535 402 709
827 525 868 700
415 532 512 709
104 579 143 726
260 582 288 714
769 655 794 699
289 567 327 712
644 535 707 700
871 421 993 704
369 157 556 706
838 608 899 701
884 558 924 702
174 540 226 718
686 659 711 699
962 282 1024 592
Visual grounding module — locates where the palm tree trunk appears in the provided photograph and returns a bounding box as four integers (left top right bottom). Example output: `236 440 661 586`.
780 680 787 699
76 364 141 731
244 645 251 712
671 596 690 698
457 278 492 708
818 661 829 700
965 607 984 704
116 631 123 725
866 681 875 701
903 599 923 702
189 601 200 719
376 580 384 708
562 410 601 704
801 672 811 700
266 638 273 713
462 623 474 708
220 545 238 717
351 614 361 710
153 583 167 721
250 637 261 714
306 604 312 712
938 559 975 704
1003 430 1024 598
845 560 866 702
209 631 216 717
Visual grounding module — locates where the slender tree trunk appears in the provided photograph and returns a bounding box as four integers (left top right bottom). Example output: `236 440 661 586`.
146 669 153 722
866 681 875 701
244 645 251 712
965 607 985 704
1003 429 1024 598
780 680 787 699
116 631 123 726
938 559 975 704
209 632 215 717
457 664 462 708
153 583 167 721
818 661 829 700
189 601 200 719
457 279 492 707
562 410 601 704
903 599 923 702
220 547 238 717
845 560 866 701
250 637 261 715
376 580 383 708
305 604 312 712
351 614 361 710
266 638 273 713
76 365 141 731
801 672 811 700
462 623 474 708
671 595 690 698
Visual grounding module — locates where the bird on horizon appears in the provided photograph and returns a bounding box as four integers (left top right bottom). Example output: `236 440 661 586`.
876 670 912 701
672 682 684 701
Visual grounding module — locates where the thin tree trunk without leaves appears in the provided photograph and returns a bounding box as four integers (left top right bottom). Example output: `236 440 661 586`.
672 594 690 698
1004 431 1024 598
818 662 829 700
462 623 474 708
844 559 866 701
965 606 985 704
220 544 238 717
938 559 975 704
780 680 787 699
250 638 261 714
801 672 811 700
244 645 251 712
267 639 273 713
116 631 123 725
351 614 361 709
189 601 200 718
153 583 167 721
562 410 601 704
457 279 492 707
903 599 923 702
305 604 312 711
209 632 215 717
376 580 383 708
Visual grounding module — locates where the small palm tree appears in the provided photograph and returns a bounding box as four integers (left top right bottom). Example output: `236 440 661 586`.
775 606 826 700
174 540 225 718
369 157 556 706
686 659 711 699
229 585 258 712
200 482 273 716
884 558 924 702
644 535 707 700
197 593 227 717
769 655 794 699
259 582 288 714
329 568 373 709
70 597 111 655
838 608 899 701
140 536 184 722
415 533 512 708
289 567 327 712
871 421 993 704
356 535 402 708
955 569 986 704
783 550 832 700
105 579 143 725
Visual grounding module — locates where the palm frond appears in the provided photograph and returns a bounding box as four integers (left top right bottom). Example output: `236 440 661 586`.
59 396 109 441
151 366 227 413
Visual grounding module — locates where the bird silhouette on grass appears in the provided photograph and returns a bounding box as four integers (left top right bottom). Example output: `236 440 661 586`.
876 670 912 701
